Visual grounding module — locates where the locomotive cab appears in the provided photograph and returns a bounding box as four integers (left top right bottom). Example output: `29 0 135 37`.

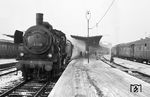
14 30 23 44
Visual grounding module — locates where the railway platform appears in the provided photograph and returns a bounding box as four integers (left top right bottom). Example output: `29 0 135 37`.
48 57 150 97
104 55 150 76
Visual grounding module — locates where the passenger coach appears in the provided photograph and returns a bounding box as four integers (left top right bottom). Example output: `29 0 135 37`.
111 38 150 63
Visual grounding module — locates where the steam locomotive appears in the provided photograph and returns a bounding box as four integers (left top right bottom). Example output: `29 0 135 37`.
15 13 73 81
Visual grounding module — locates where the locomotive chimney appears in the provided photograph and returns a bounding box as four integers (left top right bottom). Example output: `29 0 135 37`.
36 13 43 25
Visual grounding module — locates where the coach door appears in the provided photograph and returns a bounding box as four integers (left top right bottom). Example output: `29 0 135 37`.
131 44 134 58
116 46 119 57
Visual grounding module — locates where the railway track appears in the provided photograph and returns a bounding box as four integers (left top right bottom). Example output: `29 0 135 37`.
100 56 150 83
0 66 16 72
0 62 17 70
0 62 18 77
0 78 24 95
101 57 130 71
0 80 55 97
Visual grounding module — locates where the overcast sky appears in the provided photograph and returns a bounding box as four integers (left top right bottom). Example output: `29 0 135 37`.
0 0 150 45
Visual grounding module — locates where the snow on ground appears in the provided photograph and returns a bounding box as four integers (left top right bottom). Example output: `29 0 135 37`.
49 58 150 97
0 71 22 89
0 59 17 65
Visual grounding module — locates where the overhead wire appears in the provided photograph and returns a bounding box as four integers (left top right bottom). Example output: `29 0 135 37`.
89 0 116 29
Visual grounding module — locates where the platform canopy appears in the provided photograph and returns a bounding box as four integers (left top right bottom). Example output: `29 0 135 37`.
71 35 102 47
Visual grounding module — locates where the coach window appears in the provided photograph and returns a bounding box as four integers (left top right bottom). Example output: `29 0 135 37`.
142 45 144 50
3 45 6 50
139 46 141 51
141 45 143 51
135 46 137 51
148 44 150 50
145 43 147 50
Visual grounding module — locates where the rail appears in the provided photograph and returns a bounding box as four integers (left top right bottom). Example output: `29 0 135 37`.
0 80 26 97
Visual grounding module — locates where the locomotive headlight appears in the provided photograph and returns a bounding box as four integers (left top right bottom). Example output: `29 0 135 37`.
48 54 52 58
20 52 24 56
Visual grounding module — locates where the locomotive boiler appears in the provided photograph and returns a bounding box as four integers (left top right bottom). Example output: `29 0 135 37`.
16 13 71 81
